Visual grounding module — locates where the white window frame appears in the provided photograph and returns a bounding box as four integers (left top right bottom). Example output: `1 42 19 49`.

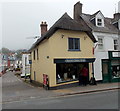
97 18 102 26
98 37 104 50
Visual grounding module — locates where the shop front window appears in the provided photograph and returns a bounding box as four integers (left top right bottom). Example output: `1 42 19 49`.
56 63 88 83
112 65 120 78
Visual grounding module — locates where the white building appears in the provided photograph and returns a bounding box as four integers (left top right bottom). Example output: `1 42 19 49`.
74 2 120 82
21 52 30 78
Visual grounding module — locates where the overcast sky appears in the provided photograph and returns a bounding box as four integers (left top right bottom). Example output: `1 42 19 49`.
0 0 120 50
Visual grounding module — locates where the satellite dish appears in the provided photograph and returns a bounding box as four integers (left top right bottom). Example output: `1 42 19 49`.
26 36 40 39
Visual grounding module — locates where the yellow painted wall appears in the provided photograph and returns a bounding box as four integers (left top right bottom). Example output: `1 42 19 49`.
31 39 52 84
31 29 95 87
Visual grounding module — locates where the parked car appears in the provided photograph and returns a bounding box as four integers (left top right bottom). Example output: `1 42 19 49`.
21 73 30 78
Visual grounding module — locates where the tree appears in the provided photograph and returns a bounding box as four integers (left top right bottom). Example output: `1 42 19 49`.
0 47 11 54
15 49 28 60
0 47 27 60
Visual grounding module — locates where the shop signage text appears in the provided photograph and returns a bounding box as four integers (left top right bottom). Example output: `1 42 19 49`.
54 58 95 63
65 59 86 63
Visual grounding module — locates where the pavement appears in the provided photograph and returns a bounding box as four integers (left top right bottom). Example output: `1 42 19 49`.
2 71 120 103
52 82 119 96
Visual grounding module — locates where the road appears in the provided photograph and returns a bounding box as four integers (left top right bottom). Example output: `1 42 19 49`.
2 71 119 110
2 72 57 103
3 90 119 109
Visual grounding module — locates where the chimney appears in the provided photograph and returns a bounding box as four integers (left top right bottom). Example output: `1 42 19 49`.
40 21 47 36
74 1 83 21
113 13 120 21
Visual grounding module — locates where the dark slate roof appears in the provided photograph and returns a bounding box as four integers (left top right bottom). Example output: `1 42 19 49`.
90 10 101 19
29 13 97 51
81 12 119 34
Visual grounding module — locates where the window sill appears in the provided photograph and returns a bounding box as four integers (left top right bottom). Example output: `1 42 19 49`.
68 49 81 51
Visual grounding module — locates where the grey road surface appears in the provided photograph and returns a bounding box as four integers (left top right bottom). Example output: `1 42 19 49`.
2 72 56 102
3 90 119 109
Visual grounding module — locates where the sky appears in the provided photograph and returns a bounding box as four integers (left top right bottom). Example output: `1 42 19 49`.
0 0 120 50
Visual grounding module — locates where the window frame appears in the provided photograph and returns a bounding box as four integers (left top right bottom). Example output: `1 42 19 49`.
114 39 118 50
97 18 102 26
68 37 80 51
33 50 35 60
98 37 104 50
37 48 39 60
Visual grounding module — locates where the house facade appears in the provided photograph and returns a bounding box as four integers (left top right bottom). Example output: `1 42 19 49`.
74 2 120 82
21 52 30 78
29 13 96 89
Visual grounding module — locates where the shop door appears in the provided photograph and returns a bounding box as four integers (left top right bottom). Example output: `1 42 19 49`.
102 60 110 83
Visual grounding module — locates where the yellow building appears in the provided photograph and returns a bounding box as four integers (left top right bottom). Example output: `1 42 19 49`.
29 13 97 89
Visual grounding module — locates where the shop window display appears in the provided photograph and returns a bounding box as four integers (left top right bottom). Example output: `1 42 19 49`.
112 65 120 78
56 63 88 83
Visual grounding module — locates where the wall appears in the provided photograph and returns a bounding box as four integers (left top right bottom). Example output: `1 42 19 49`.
22 54 30 75
31 29 95 87
31 39 51 85
93 32 119 80
49 29 94 87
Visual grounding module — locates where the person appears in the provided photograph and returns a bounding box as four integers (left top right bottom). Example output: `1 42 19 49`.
78 72 83 85
81 66 88 86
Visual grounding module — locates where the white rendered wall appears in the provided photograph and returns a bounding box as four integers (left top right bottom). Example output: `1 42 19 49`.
93 32 118 81
22 54 30 75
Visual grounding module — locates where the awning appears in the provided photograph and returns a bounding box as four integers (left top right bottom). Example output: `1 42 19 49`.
54 58 96 63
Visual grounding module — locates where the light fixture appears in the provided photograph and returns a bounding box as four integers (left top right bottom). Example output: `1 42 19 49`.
61 34 64 38
47 56 49 59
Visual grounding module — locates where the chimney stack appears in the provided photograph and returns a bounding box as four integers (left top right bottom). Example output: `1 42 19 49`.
113 13 120 21
74 1 83 21
40 21 48 36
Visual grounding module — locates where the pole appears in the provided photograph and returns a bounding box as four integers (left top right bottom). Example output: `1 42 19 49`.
91 62 96 85
92 62 94 78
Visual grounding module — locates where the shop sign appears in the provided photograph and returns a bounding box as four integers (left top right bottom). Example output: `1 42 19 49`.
54 58 95 63
112 52 120 57
65 59 86 63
